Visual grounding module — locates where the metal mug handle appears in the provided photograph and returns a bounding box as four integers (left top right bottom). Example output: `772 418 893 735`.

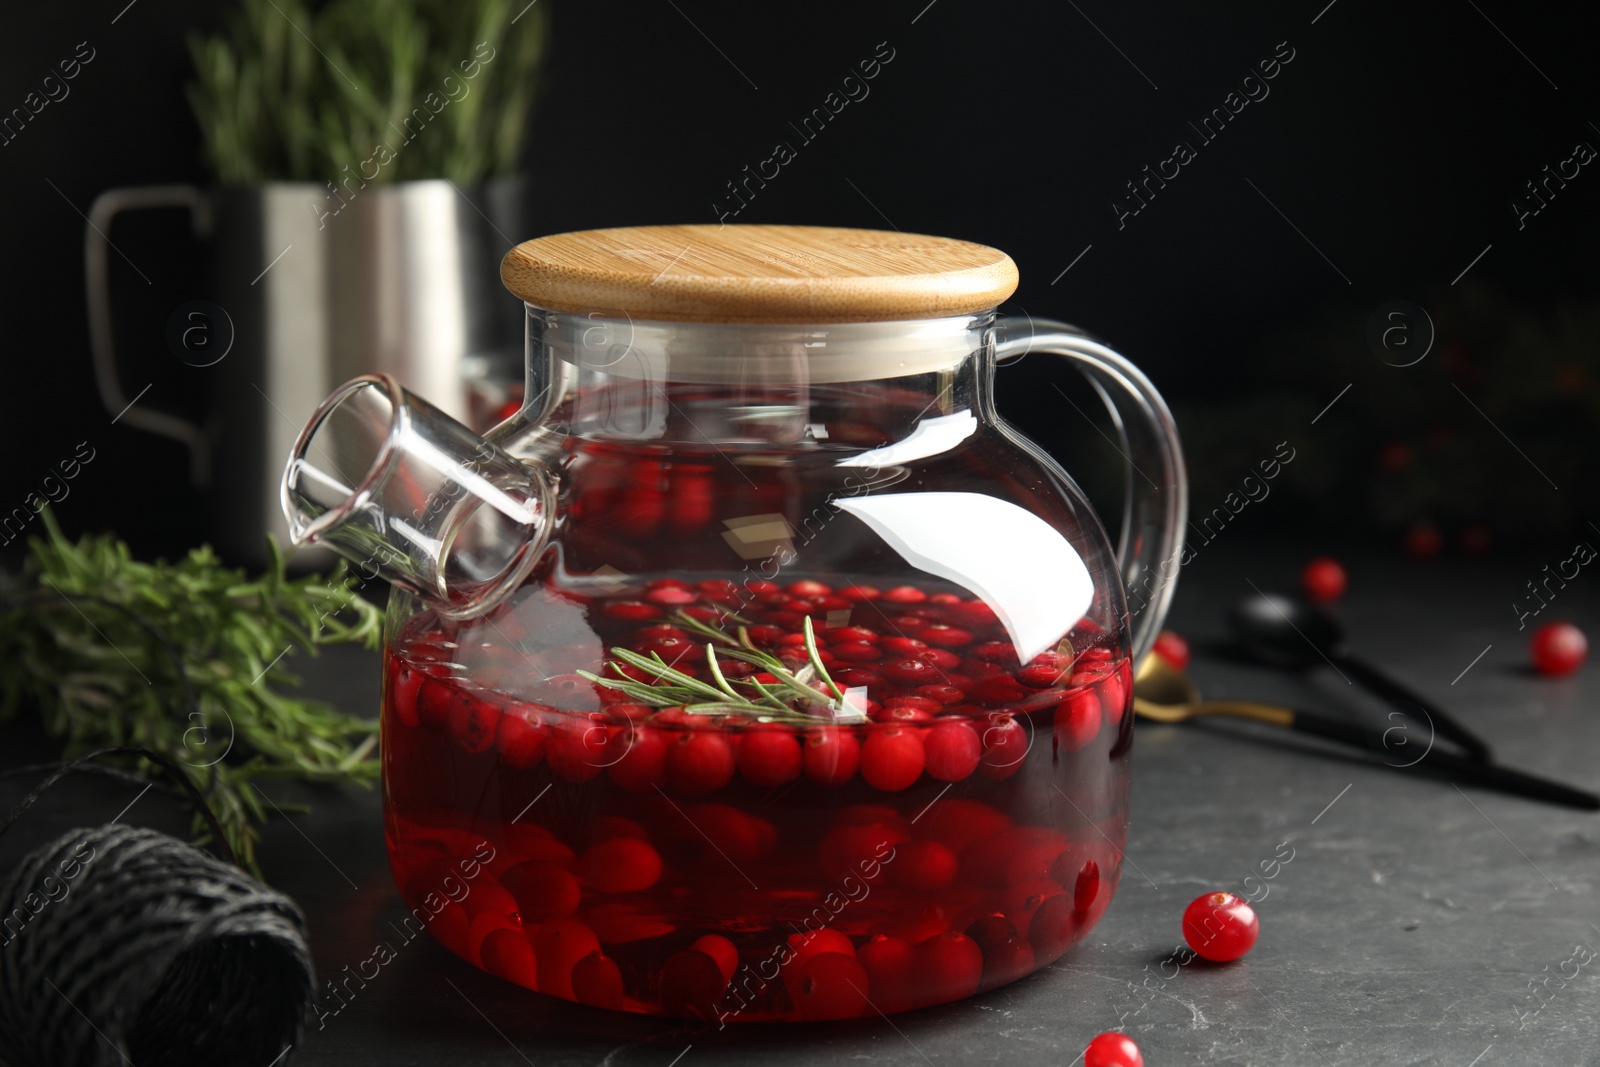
85 185 215 487
993 316 1188 663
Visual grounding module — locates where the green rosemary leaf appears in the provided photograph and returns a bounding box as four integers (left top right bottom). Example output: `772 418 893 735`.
573 670 681 708
0 510 383 876
608 648 732 704
802 617 844 701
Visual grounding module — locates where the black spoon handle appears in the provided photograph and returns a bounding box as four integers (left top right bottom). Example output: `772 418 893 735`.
1333 651 1495 764
1289 709 1598 811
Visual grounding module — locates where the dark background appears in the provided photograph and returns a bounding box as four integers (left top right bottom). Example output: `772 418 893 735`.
2 0 1597 564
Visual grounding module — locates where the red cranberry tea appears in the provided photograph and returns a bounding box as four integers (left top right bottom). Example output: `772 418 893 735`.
383 575 1131 1021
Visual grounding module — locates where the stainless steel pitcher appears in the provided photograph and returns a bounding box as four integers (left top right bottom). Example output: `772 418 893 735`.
86 178 525 565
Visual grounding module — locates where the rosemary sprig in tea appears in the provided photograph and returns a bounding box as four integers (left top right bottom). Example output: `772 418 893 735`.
577 617 865 724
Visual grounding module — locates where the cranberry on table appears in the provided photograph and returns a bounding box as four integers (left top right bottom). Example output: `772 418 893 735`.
1301 556 1348 601
1182 891 1259 962
1151 629 1190 672
1084 1031 1144 1067
1531 621 1587 677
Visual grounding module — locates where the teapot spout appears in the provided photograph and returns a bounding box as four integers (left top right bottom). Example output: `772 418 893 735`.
280 374 553 619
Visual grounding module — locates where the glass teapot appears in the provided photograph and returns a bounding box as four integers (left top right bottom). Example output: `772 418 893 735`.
281 225 1186 1022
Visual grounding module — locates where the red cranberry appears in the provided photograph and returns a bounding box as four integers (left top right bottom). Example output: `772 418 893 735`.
892 839 957 891
645 585 698 606
914 684 965 705
968 673 1029 705
912 931 983 1005
660 948 726 1020
858 934 915 1013
880 657 939 686
916 798 1010 853
1182 891 1259 962
978 715 1028 779
819 821 907 883
1302 556 1348 601
916 625 973 648
788 579 833 597
496 704 548 770
1404 522 1443 559
608 725 670 792
691 934 739 983
1531 621 1587 677
637 636 698 665
1151 629 1190 671
534 920 600 999
1054 690 1100 752
832 667 885 689
860 728 926 791
416 677 456 728
577 837 662 893
878 636 927 658
923 720 981 781
502 861 581 922
744 624 785 646
839 584 880 601
605 600 663 622
1017 663 1067 688
570 950 624 1009
793 952 869 1020
804 726 861 786
447 693 500 753
667 731 736 795
1100 662 1131 731
737 727 803 788
388 662 425 727
830 641 883 663
873 705 934 727
969 640 1016 663
1027 892 1079 964
479 928 537 989
830 626 879 644
546 716 611 782
883 585 928 605
917 647 962 670
1074 859 1101 914
634 623 689 643
1085 1032 1144 1067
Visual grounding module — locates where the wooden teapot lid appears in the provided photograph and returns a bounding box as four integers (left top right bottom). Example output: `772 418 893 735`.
500 224 1018 323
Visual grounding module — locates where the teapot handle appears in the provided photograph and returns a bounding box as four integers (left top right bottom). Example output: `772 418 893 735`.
992 317 1187 663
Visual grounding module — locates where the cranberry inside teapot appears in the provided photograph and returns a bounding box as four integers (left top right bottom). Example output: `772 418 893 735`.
383 571 1131 1021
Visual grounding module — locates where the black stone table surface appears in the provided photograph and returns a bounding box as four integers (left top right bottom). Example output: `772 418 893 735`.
4 540 1597 1066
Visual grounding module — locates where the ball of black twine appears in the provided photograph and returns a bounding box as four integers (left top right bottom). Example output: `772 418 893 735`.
0 750 314 1067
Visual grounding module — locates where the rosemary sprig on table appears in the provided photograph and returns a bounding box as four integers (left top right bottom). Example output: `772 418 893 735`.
577 616 867 725
0 510 383 873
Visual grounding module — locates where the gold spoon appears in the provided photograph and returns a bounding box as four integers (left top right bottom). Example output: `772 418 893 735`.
1132 653 1293 728
1128 652 1600 810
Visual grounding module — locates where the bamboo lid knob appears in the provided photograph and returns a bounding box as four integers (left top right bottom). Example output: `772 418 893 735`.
500 224 1019 324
